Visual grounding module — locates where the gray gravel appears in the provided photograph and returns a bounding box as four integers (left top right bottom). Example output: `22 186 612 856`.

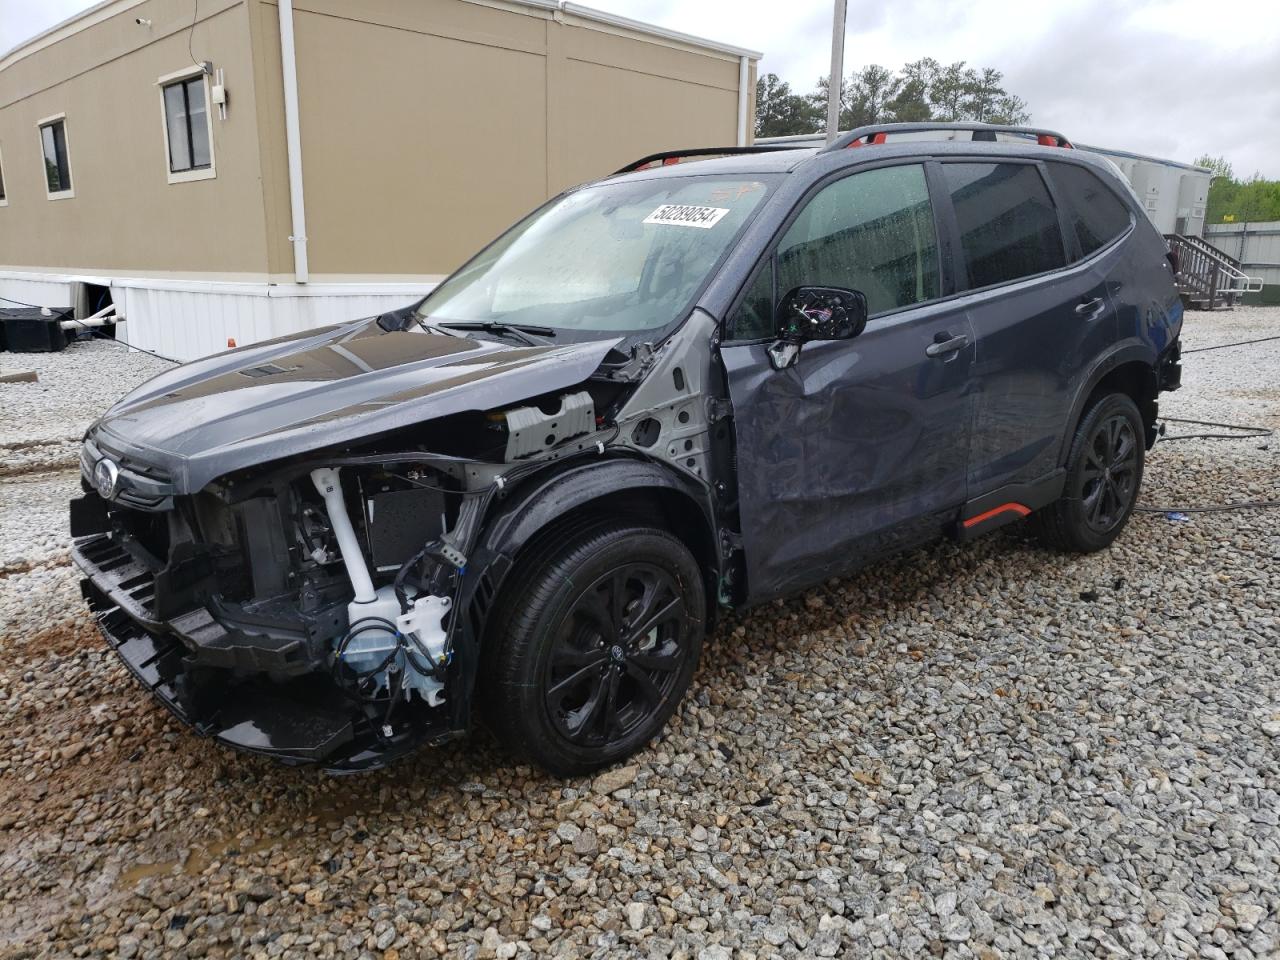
1 312 1277 959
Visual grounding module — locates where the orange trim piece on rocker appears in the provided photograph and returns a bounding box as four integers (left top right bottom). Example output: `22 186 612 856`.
963 502 1031 528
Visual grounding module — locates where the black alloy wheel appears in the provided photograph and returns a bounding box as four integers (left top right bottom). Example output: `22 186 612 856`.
1034 392 1146 553
1080 413 1139 533
544 562 689 746
484 523 704 775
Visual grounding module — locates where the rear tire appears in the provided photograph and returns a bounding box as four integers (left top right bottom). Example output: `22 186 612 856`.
483 522 705 776
1035 392 1145 553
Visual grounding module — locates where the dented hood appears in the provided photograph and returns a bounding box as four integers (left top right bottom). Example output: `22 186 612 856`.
91 319 620 494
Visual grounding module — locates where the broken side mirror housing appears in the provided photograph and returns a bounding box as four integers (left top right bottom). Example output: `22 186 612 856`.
768 286 868 370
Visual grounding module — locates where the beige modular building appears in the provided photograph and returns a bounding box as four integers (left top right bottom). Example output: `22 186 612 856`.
0 0 758 359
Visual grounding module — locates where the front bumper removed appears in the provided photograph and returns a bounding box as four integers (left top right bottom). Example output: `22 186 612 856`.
73 536 450 772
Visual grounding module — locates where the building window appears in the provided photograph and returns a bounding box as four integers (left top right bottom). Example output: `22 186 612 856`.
159 69 215 183
0 144 7 206
39 115 73 199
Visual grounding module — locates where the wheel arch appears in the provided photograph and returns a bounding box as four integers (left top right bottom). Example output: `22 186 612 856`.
466 457 721 644
1059 347 1159 465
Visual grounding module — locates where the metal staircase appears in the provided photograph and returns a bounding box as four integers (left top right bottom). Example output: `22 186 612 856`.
1164 233 1264 310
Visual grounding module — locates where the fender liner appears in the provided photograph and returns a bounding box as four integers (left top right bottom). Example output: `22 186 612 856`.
464 454 720 639
1057 342 1158 465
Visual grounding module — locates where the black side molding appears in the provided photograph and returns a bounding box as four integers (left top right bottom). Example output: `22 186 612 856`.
953 470 1066 541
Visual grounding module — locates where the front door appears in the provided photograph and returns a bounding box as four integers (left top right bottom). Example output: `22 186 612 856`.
721 162 976 602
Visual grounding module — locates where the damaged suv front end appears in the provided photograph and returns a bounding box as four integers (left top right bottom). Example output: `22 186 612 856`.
72 170 772 772
72 327 631 769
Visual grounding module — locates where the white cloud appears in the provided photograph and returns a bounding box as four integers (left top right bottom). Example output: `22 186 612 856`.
606 0 1280 177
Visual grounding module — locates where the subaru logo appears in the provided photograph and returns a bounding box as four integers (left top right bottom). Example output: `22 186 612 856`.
93 458 120 500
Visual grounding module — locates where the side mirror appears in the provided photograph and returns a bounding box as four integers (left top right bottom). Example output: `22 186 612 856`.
768 286 868 370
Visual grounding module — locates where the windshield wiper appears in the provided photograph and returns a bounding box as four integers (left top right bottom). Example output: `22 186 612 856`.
433 320 556 346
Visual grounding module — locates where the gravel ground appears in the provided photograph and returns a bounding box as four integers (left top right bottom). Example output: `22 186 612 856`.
0 312 1277 959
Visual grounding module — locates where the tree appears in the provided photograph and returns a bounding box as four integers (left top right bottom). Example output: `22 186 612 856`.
965 67 1006 122
1198 159 1280 223
1194 154 1234 181
847 64 897 128
886 58 938 122
987 94 1030 125
928 61 972 122
807 65 898 132
806 74 850 132
755 73 821 138
754 59 1033 139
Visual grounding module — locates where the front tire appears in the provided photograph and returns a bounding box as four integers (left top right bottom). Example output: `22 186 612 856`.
483 523 705 776
1035 392 1145 553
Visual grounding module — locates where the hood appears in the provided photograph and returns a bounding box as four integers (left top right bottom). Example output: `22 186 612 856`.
92 319 620 494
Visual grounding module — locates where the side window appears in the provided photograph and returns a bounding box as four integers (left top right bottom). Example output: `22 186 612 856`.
730 164 939 339
942 162 1065 289
160 72 214 182
1047 162 1133 258
39 116 73 197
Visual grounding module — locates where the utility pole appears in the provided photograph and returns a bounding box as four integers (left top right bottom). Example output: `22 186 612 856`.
825 0 847 144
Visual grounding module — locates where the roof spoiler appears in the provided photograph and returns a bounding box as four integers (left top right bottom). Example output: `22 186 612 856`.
825 122 1073 151
613 144 809 175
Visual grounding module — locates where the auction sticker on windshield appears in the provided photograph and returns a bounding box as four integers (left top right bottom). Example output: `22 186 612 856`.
643 204 730 229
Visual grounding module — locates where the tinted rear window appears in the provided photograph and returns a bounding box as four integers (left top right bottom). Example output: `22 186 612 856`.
1047 162 1132 257
942 162 1066 289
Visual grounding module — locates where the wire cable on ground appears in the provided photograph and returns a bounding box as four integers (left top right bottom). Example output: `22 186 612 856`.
1158 416 1273 442
1136 416 1279 516
1183 334 1280 355
1135 500 1280 514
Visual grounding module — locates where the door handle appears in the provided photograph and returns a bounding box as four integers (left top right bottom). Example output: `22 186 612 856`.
925 333 968 358
1075 297 1105 319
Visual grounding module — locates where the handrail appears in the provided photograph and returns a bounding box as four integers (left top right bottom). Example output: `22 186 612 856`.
1165 234 1264 306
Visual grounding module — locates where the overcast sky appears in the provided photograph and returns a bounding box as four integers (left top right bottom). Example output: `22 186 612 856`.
3 0 1277 177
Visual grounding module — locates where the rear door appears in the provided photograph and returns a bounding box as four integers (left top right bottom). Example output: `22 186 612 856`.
721 162 976 602
1043 159 1147 355
939 159 1117 495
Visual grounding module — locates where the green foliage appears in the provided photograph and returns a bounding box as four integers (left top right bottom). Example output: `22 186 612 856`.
755 60 1030 139
1194 154 1234 180
1207 176 1280 224
754 73 822 138
1196 155 1280 223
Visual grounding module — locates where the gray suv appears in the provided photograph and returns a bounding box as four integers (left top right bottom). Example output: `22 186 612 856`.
71 123 1183 774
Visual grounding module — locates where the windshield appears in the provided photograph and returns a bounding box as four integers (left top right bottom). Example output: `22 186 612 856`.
416 175 773 334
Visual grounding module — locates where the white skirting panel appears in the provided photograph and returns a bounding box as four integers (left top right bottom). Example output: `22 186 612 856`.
115 286 430 362
0 270 435 362
0 274 75 310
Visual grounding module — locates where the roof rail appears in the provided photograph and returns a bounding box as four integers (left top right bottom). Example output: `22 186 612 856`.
614 144 809 175
824 122 1073 152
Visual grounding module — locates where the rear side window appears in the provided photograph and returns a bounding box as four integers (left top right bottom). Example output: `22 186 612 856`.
942 162 1065 289
1047 162 1132 257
